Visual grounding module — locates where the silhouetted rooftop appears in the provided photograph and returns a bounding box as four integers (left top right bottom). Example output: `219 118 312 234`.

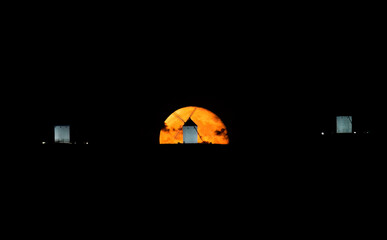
184 118 197 126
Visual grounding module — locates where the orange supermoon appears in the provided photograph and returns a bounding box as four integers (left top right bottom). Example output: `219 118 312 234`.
159 106 229 144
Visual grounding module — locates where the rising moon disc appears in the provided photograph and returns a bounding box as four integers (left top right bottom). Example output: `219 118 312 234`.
159 106 229 144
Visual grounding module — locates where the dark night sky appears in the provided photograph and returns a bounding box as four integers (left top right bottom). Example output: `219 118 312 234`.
16 3 385 147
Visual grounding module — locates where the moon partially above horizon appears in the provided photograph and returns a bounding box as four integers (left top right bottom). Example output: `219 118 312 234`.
159 106 229 144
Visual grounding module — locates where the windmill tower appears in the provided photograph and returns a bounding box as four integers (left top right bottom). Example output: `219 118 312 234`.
336 116 353 133
183 118 198 143
54 125 70 143
173 108 204 144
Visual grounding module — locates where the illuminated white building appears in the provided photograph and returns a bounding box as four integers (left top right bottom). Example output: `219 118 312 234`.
183 118 198 144
336 116 352 133
54 125 70 143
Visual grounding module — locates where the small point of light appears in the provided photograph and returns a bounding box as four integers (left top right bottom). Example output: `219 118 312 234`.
42 142 46 144
321 132 325 135
354 131 357 134
86 142 89 145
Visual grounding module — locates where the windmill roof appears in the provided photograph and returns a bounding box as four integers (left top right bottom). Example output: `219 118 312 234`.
184 118 197 126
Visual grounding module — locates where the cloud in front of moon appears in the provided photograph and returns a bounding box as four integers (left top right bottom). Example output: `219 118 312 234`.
159 106 229 144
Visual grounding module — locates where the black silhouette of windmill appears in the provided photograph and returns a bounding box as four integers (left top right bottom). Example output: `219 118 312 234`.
173 108 204 143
